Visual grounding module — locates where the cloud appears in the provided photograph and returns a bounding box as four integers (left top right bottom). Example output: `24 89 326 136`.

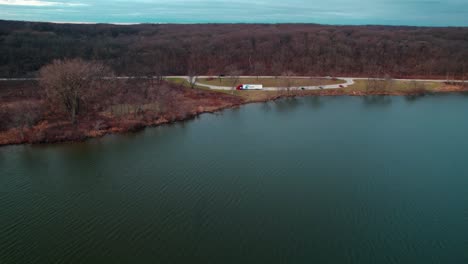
0 0 87 7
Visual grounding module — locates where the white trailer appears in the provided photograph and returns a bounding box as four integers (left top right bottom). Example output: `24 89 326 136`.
241 84 263 90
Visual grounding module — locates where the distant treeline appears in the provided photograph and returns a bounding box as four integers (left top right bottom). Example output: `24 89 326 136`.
0 20 467 78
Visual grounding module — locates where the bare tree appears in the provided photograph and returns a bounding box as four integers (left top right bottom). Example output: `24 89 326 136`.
187 59 200 89
187 46 203 89
366 74 393 92
188 74 199 89
12 102 41 140
39 59 112 124
152 62 165 85
281 70 296 94
380 74 394 90
155 83 177 113
409 81 427 94
225 66 242 94
253 62 265 80
0 106 11 132
271 61 283 79
2 23 468 80
462 64 467 88
365 78 378 92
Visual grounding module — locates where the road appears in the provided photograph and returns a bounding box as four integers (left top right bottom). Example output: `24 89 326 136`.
167 76 464 91
165 76 355 91
0 76 464 91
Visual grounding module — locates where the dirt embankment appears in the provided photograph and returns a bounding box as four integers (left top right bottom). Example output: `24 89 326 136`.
0 102 242 146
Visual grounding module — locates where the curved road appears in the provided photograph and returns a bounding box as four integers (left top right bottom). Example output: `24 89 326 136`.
169 76 464 91
171 76 355 91
0 76 463 91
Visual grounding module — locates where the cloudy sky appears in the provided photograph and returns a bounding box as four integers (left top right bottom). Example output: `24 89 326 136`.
0 0 467 26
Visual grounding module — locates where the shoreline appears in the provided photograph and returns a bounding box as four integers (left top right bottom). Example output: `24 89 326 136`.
1 86 468 147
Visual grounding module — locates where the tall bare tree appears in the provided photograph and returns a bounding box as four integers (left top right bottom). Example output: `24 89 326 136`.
226 66 242 94
281 70 296 94
462 64 466 88
408 81 427 94
376 74 394 91
271 61 283 79
187 46 203 89
39 59 112 124
253 62 265 80
154 53 167 84
187 74 199 89
0 106 11 132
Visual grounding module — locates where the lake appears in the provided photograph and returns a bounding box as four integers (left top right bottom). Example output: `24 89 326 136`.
1 95 468 263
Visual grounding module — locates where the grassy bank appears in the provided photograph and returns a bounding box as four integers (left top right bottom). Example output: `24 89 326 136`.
167 77 283 101
197 77 344 87
168 77 466 101
342 80 443 93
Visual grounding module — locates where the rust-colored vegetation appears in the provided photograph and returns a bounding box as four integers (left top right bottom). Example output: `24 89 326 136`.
0 60 243 146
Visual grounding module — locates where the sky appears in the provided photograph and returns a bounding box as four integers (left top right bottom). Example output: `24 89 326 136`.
0 0 467 26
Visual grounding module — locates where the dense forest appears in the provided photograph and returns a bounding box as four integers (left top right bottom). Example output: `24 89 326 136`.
0 20 467 78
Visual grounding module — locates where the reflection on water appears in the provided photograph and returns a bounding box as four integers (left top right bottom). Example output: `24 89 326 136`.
260 101 273 112
1 95 468 263
273 97 302 113
305 96 324 110
454 91 468 97
362 95 392 107
405 93 427 102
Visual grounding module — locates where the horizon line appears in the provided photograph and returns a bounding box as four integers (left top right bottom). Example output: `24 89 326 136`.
1 18 467 28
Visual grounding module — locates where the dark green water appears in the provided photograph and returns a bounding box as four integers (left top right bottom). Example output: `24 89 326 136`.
1 95 468 263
